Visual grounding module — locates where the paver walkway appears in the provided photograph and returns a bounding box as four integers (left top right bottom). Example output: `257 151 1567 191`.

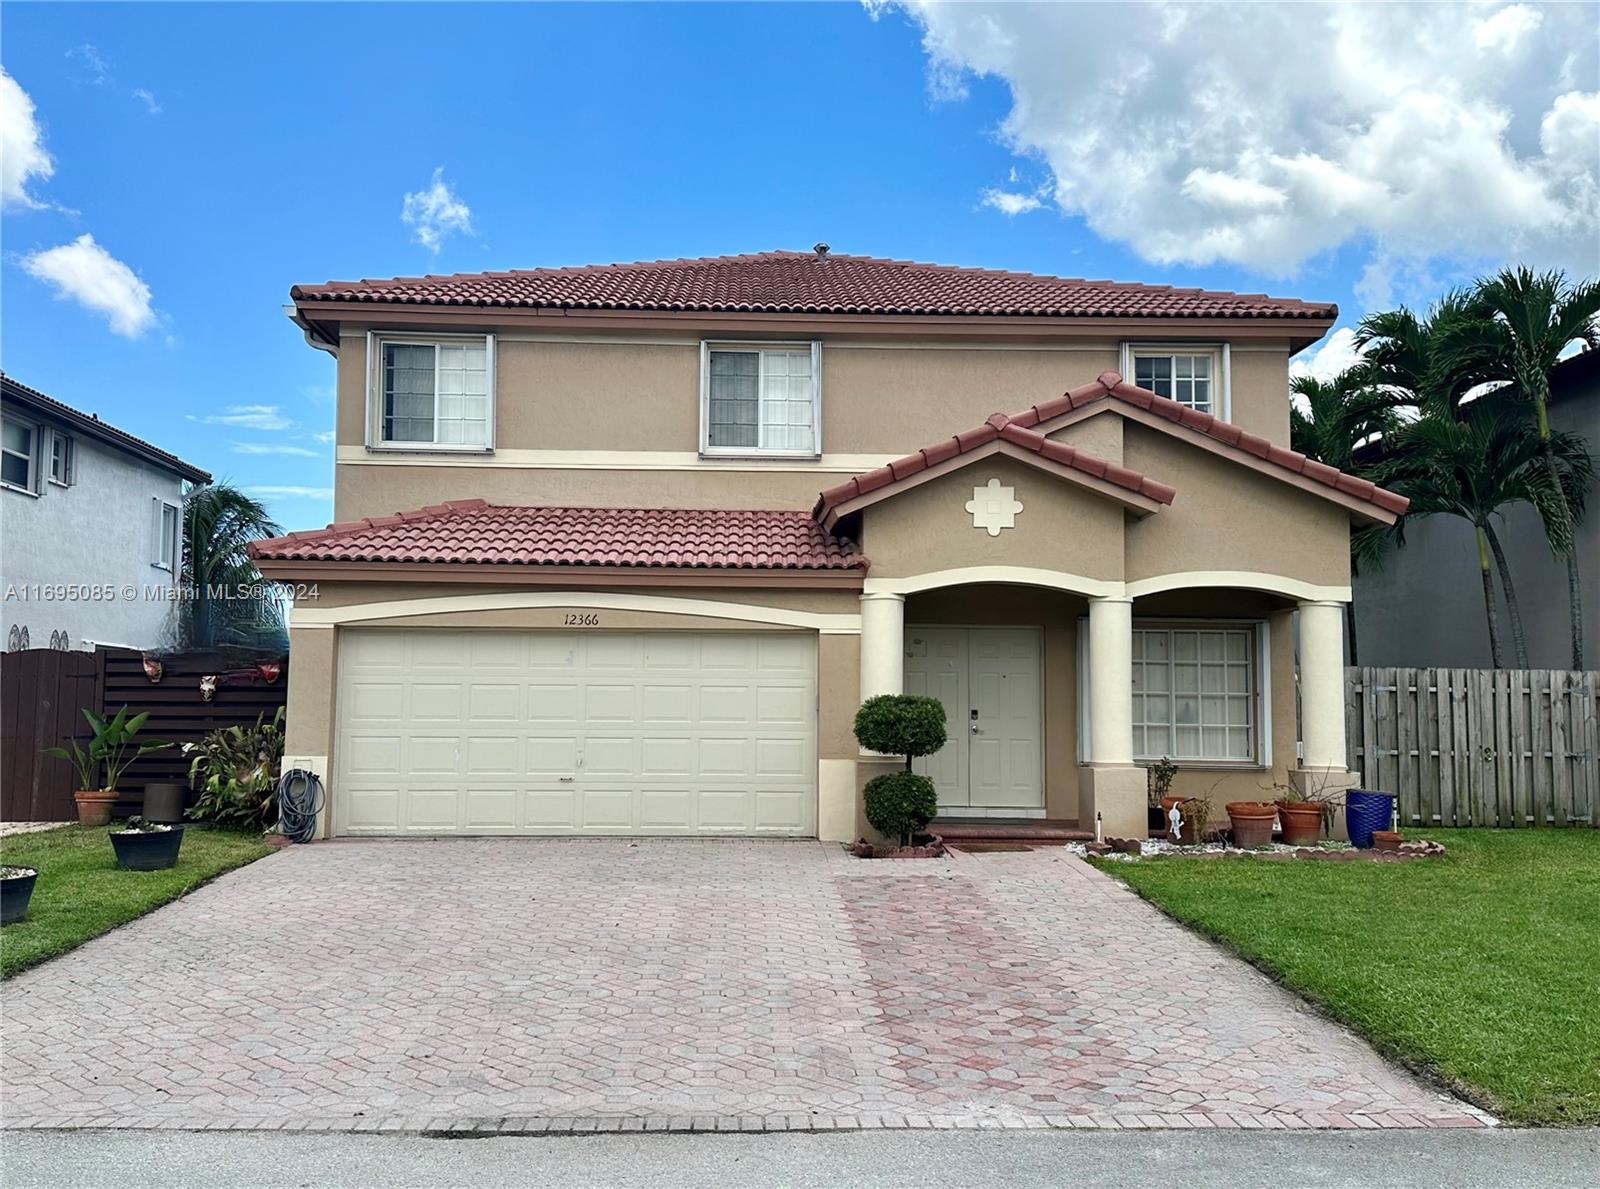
0 840 1488 1132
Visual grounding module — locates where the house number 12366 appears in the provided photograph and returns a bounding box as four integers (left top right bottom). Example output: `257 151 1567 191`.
563 612 600 626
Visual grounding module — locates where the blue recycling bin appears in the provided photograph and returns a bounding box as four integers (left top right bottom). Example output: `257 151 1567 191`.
1345 789 1395 848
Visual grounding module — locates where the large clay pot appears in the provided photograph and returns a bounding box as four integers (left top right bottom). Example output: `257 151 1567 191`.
73 790 118 828
1226 801 1278 848
1275 800 1323 846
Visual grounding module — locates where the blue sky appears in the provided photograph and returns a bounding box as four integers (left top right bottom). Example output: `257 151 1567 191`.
4 3 1594 532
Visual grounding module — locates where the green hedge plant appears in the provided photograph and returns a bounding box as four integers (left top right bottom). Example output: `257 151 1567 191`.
854 694 947 845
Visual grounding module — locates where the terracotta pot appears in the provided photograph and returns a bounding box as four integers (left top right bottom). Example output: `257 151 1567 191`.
1372 829 1403 853
1275 800 1323 847
1226 801 1278 849
73 790 118 828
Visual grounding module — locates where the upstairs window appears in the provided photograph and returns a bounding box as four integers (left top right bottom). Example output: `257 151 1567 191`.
701 342 821 457
152 499 179 571
49 432 74 486
1133 350 1215 413
367 334 494 450
2 419 36 493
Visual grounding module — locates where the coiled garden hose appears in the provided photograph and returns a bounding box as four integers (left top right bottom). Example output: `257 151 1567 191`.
276 769 325 843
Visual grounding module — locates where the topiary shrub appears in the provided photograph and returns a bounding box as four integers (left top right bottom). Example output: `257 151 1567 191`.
853 694 947 770
863 771 939 846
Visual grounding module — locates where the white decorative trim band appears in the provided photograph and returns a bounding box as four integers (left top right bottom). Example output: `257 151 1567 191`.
289 591 863 633
864 568 1349 604
1124 572 1351 603
335 446 896 473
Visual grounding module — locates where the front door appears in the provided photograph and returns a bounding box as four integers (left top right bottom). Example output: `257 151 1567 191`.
903 627 1043 812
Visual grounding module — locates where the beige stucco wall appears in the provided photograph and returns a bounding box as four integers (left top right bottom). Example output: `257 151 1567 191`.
331 329 1297 521
859 456 1127 582
1120 425 1351 587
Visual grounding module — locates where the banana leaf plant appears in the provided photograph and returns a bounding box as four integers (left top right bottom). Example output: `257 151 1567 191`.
44 706 171 793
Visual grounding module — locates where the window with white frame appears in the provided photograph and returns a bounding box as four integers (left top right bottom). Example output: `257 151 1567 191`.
48 432 74 486
152 499 179 570
1131 349 1216 413
1132 625 1255 762
368 334 493 450
2 418 36 492
702 342 820 456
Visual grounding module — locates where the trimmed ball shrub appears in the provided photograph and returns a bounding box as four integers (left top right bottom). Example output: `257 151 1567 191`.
863 771 939 846
853 694 947 768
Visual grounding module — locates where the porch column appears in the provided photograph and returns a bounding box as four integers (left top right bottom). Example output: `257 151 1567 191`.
859 592 905 700
1298 599 1347 770
1087 595 1134 764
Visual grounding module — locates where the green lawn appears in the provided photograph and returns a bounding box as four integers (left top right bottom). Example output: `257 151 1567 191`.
1 825 272 979
1090 830 1600 1126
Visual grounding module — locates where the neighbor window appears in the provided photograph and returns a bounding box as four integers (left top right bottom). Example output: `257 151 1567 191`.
1132 625 1255 762
152 499 179 570
702 343 820 456
2 419 36 493
48 432 73 486
368 334 494 450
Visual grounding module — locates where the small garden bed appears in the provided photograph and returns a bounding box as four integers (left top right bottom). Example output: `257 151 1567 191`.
1088 829 1600 1126
0 824 271 979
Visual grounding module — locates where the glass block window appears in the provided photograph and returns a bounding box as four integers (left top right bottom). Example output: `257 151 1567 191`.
705 345 817 455
1134 352 1213 412
1132 626 1255 762
377 338 491 448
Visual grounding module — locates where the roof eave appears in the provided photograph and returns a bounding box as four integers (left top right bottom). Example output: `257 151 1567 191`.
1 377 211 484
253 557 867 588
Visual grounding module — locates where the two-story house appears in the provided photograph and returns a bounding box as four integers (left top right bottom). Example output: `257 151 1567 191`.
255 249 1406 842
2 372 210 652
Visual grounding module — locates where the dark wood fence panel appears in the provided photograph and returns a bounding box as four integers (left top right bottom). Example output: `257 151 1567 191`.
0 647 287 821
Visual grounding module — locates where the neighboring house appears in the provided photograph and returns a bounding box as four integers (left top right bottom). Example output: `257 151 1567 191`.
1 373 211 652
1353 347 1599 670
256 249 1405 842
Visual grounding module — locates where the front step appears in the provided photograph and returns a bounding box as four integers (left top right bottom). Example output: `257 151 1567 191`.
930 818 1094 847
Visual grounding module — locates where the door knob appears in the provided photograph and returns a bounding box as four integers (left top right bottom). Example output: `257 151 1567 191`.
970 722 980 734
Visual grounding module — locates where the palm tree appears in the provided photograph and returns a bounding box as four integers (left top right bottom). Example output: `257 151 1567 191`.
1289 370 1407 664
1438 269 1600 667
1373 395 1591 668
180 483 285 651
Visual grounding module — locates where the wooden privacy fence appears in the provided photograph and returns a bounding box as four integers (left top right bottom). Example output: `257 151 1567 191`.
1345 667 1599 828
1 646 288 822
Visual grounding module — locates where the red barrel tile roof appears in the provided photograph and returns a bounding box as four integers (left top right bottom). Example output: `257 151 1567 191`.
815 412 1176 525
1013 372 1410 517
249 500 867 571
291 251 1337 320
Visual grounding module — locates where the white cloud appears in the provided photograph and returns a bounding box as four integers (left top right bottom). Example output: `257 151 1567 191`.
191 405 294 431
1289 326 1365 384
311 430 336 444
980 187 1044 216
66 44 110 86
1 68 55 209
133 87 162 115
884 2 1599 280
402 167 473 252
231 441 319 457
21 235 157 337
248 485 333 501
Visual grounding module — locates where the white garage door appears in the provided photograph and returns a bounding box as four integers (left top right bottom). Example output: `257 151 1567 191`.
334 629 817 836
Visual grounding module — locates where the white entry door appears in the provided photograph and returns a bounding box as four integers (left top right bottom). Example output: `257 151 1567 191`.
903 627 1042 811
334 628 817 836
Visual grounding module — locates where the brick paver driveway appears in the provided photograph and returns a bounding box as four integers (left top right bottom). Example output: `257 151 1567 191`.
0 841 1487 1132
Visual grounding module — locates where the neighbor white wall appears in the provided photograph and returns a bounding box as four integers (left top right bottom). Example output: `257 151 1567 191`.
1 432 187 651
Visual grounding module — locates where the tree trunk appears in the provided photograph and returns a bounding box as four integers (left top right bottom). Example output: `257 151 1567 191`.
1484 522 1529 668
1533 389 1584 669
1566 549 1584 671
1475 525 1504 669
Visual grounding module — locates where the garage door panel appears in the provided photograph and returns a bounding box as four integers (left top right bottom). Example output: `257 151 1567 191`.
336 629 816 837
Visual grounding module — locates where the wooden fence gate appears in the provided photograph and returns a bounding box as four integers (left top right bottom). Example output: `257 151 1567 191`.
1345 667 1599 828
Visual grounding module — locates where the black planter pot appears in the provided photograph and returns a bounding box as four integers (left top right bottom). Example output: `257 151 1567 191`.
2 868 39 925
109 828 184 871
1147 806 1166 832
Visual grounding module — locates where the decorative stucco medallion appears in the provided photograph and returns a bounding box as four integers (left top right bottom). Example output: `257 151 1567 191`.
966 477 1024 537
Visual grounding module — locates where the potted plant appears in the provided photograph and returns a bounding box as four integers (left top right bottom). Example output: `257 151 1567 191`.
1 866 38 925
45 706 171 827
109 815 184 871
1225 801 1278 848
1146 757 1178 832
1273 777 1345 847
853 694 947 855
183 708 286 831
